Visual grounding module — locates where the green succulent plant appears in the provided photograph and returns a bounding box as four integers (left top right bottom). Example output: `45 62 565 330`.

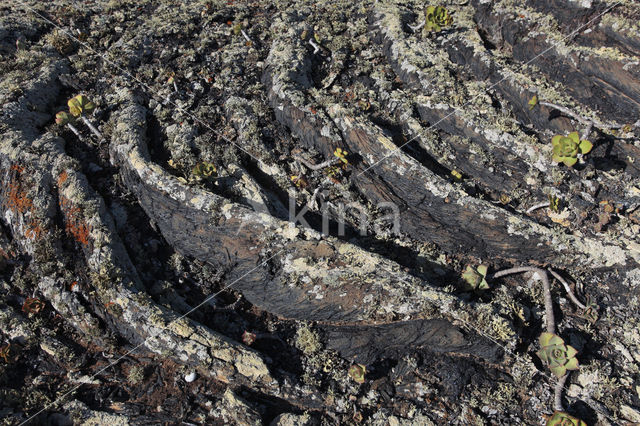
548 194 561 213
348 364 366 384
546 411 587 426
551 132 592 167
57 95 103 141
424 6 453 33
461 264 489 290
192 162 217 179
580 296 599 324
537 332 579 378
333 148 349 165
55 111 74 126
68 94 96 117
528 95 538 110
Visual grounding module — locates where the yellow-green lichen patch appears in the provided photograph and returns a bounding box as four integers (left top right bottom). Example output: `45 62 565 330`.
234 351 271 381
295 325 322 355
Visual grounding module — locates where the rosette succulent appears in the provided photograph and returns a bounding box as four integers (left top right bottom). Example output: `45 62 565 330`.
192 161 217 179
537 332 579 377
551 131 592 167
56 95 103 140
424 6 453 33
334 147 349 165
55 110 84 140
68 94 96 117
461 264 489 290
348 364 366 384
546 411 587 426
55 111 73 125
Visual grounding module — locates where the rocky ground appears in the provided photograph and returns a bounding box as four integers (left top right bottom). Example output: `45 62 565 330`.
1 0 640 424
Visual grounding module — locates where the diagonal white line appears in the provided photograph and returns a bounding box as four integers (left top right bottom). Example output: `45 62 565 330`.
356 3 620 178
11 1 619 423
5 3 283 423
14 0 264 166
19 246 287 425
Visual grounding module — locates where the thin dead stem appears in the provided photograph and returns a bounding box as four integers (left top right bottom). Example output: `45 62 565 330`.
548 269 587 310
80 116 103 141
66 123 83 141
526 201 550 214
294 154 338 171
408 20 425 32
539 101 621 131
492 267 555 334
554 374 568 411
308 39 320 54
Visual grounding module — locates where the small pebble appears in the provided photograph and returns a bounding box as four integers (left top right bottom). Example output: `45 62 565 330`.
184 372 197 383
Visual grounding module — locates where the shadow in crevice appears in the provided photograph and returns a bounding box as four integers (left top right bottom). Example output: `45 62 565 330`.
239 384 319 423
591 134 630 174
568 400 598 426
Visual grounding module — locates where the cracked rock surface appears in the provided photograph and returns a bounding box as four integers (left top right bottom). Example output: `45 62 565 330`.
1 0 639 424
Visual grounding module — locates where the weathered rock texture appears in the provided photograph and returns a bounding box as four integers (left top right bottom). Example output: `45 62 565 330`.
1 0 639 424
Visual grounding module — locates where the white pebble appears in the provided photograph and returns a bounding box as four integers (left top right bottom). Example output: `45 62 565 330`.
184 372 197 383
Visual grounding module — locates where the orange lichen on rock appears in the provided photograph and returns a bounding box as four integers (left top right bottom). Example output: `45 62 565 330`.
2 164 46 241
3 166 33 214
24 221 44 241
59 195 91 246
57 170 68 186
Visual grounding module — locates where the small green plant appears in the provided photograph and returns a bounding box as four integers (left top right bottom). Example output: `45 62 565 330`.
290 174 308 189
56 94 103 141
67 94 95 117
580 296 599 323
348 364 366 384
191 162 217 179
493 267 587 424
325 165 340 179
551 131 592 167
333 148 349 165
548 194 561 213
55 111 83 140
461 264 489 290
424 6 453 33
537 332 579 378
528 95 538 110
546 411 586 426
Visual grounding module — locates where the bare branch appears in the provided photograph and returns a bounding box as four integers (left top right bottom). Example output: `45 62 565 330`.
526 201 550 214
80 116 104 141
554 374 568 411
294 154 338 171
492 267 555 334
548 269 587 310
309 39 320 54
408 20 425 32
539 101 622 131
66 123 84 141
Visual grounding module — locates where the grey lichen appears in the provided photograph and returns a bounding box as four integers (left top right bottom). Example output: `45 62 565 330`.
295 324 321 356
